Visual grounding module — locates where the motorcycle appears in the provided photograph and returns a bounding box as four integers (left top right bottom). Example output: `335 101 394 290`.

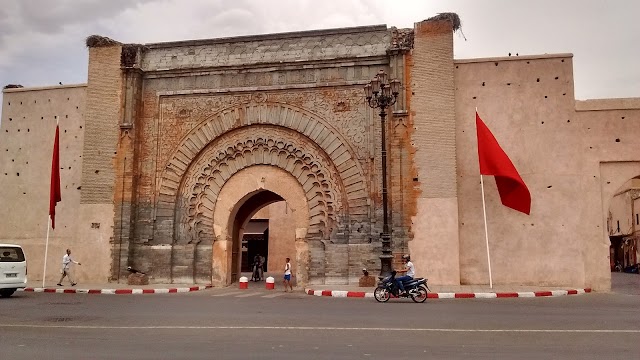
374 270 430 303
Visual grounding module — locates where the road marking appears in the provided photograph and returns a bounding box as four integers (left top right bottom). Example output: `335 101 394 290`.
0 324 637 333
211 291 244 297
261 293 286 298
235 292 262 298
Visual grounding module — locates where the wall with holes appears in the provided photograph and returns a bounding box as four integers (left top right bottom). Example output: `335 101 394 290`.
0 84 86 283
454 54 640 290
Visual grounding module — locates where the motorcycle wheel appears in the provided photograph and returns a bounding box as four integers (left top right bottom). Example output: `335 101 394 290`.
411 287 428 303
374 286 391 303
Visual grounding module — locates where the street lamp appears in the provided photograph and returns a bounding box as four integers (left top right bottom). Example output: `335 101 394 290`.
364 69 401 277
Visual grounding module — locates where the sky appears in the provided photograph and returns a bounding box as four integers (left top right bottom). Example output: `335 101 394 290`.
0 0 638 101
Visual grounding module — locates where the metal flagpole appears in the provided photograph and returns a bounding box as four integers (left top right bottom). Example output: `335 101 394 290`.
480 174 493 289
476 107 493 289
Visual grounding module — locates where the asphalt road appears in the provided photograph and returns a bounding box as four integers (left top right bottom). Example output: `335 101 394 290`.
0 288 638 359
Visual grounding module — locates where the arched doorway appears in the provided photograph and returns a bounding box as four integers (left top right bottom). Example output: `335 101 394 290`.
229 190 283 282
211 165 310 286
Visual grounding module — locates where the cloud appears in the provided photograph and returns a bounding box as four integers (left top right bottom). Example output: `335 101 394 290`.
0 0 638 100
0 0 156 85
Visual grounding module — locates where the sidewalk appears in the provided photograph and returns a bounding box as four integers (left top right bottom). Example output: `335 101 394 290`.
17 281 594 299
19 282 212 295
305 284 593 299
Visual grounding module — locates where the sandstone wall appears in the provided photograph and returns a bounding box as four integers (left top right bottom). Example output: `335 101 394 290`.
454 53 640 290
0 85 90 282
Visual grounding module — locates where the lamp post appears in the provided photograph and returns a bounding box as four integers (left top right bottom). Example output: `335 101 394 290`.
364 70 401 277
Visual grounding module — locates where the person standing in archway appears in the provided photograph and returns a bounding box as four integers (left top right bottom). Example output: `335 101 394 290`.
283 257 293 292
258 254 265 281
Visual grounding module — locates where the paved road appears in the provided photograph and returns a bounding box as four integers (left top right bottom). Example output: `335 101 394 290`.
611 272 640 295
0 287 638 359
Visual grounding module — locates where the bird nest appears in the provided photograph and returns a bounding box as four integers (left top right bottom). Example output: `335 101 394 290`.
85 35 121 48
426 12 461 32
3 84 24 90
425 12 465 40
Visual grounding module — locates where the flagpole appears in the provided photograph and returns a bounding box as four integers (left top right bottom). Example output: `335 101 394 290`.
43 115 59 288
480 174 493 289
476 107 493 289
43 218 51 288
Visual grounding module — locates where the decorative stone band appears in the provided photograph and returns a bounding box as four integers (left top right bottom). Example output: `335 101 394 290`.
305 288 592 299
18 285 212 295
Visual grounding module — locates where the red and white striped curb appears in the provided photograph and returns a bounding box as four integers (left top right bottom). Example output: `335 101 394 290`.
18 285 212 295
305 288 592 299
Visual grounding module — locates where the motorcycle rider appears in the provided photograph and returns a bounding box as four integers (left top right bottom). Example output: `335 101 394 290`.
395 254 415 296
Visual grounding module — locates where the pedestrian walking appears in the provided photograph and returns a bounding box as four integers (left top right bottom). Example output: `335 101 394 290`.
57 249 81 286
283 257 293 292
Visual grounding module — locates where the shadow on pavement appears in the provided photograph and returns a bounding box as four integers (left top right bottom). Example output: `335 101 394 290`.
611 272 640 295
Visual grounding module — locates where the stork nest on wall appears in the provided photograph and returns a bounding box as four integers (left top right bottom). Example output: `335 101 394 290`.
85 35 121 48
3 84 24 90
426 12 461 32
426 12 465 40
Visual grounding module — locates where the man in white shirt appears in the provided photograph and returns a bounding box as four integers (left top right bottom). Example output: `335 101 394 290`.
395 255 415 295
57 249 81 286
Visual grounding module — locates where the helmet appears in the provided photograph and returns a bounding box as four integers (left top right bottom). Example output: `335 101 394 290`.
402 254 410 261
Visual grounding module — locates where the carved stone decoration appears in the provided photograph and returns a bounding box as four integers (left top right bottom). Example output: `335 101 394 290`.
141 29 392 71
158 89 370 163
178 125 346 243
155 100 370 246
389 27 414 51
251 92 267 103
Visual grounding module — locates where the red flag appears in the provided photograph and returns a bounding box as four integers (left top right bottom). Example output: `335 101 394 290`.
476 112 531 215
49 125 61 229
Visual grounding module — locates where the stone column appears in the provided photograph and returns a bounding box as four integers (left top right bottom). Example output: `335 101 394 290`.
408 18 460 285
211 234 231 286
295 228 309 287
79 37 125 283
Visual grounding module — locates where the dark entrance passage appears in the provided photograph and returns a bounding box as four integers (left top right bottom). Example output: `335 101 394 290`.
231 190 284 283
241 220 269 272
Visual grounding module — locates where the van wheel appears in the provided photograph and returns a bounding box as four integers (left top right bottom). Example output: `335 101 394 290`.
0 289 16 298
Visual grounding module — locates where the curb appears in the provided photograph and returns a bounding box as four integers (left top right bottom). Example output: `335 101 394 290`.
18 285 212 295
305 288 592 299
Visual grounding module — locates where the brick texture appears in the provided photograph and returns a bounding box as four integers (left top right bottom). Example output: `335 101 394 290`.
80 46 123 204
410 21 457 198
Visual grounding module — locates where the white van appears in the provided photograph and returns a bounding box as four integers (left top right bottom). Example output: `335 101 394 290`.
0 244 27 297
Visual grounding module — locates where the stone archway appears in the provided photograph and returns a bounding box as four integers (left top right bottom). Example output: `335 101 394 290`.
176 125 347 244
156 101 371 284
211 165 310 286
156 101 369 237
